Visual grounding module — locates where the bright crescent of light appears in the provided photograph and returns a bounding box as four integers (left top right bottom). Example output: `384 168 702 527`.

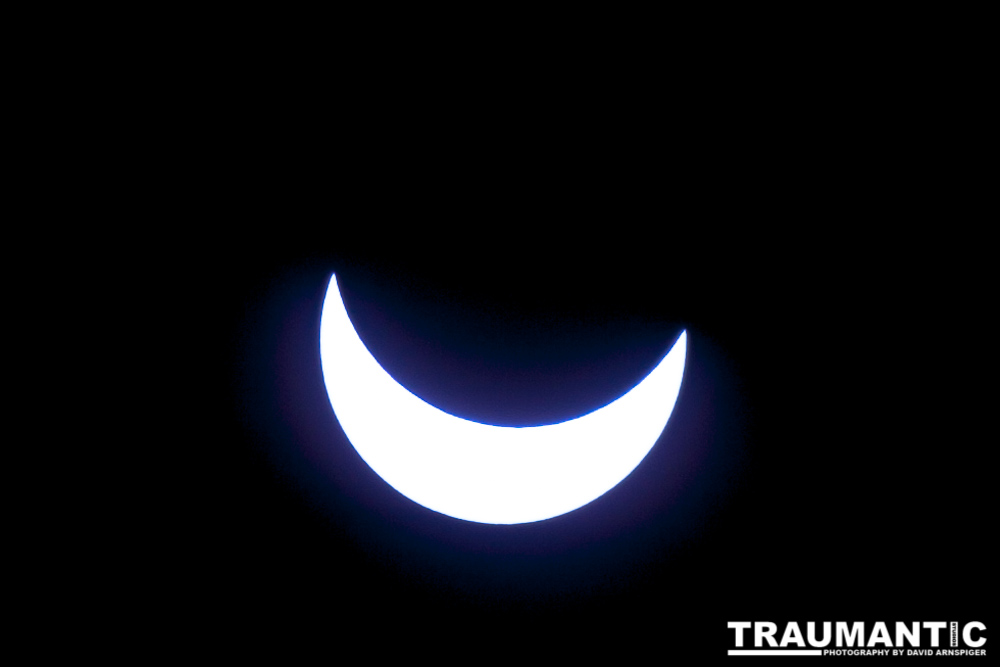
320 275 686 524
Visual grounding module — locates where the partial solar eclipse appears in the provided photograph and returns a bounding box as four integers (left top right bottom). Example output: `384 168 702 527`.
320 275 686 524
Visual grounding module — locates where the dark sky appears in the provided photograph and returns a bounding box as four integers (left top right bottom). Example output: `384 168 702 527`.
124 29 998 659
201 224 990 660
189 128 993 659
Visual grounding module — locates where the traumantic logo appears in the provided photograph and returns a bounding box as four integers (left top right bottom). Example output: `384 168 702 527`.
727 622 987 657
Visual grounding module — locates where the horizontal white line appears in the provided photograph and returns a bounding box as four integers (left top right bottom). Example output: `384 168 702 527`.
729 650 822 656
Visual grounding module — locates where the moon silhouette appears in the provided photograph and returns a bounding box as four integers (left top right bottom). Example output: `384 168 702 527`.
320 275 687 524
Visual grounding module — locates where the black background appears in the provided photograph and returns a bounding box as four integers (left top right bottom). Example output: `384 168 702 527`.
197 99 992 661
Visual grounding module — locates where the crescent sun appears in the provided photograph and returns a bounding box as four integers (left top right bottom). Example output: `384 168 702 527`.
320 275 687 525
